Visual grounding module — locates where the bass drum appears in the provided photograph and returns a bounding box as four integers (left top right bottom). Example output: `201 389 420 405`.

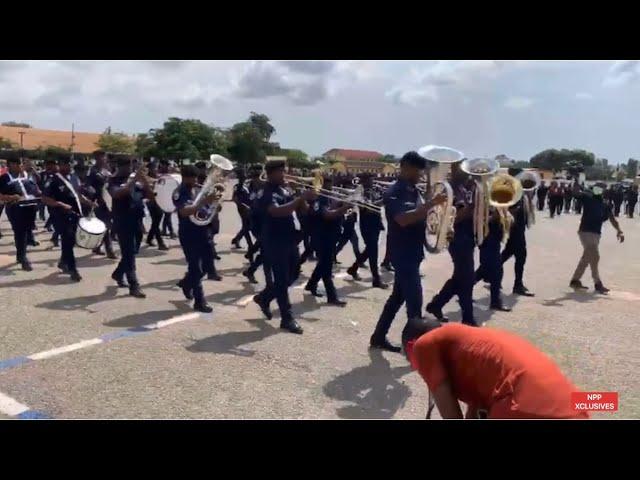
154 174 182 213
76 216 107 250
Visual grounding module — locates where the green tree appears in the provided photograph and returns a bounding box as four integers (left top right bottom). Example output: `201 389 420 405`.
530 148 595 172
144 118 228 162
0 136 16 149
134 133 158 158
249 112 276 142
380 154 397 164
97 130 135 155
626 158 638 178
227 122 266 165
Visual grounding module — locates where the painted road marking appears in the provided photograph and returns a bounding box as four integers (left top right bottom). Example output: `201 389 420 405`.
235 295 255 307
28 338 104 361
0 390 30 416
145 312 201 330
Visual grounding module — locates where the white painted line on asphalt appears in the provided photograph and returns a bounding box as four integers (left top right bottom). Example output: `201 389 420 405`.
235 295 255 307
0 390 29 416
28 338 104 361
148 312 201 330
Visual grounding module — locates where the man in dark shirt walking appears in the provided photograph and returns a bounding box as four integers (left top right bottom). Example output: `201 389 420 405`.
569 182 624 294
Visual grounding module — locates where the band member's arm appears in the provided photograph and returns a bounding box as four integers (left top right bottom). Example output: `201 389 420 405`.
0 193 22 203
393 193 447 227
323 203 350 220
177 191 220 218
42 195 73 211
608 212 624 241
268 190 316 217
432 380 463 419
110 179 137 200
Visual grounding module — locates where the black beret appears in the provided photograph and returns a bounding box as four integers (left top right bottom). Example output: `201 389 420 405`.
400 151 427 169
264 159 286 174
7 157 22 164
58 157 72 165
181 165 198 178
116 156 131 167
44 158 57 165
508 167 523 177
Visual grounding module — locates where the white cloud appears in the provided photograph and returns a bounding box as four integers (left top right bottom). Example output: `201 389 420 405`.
603 60 640 87
575 92 594 100
504 96 535 109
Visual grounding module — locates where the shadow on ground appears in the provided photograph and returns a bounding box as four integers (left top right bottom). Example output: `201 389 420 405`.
323 349 413 419
186 318 279 357
104 300 192 329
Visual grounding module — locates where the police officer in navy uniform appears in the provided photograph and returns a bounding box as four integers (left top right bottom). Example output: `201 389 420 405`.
41 158 60 246
173 165 218 313
231 168 254 253
108 157 152 298
304 176 349 306
474 207 511 311
242 166 266 284
370 152 447 352
42 156 95 282
501 168 536 297
346 173 388 288
252 160 316 334
195 161 223 281
426 161 478 327
87 150 117 258
0 156 42 271
144 160 169 251
22 158 41 247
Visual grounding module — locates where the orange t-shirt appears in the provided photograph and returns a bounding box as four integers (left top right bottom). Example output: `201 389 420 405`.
413 323 589 419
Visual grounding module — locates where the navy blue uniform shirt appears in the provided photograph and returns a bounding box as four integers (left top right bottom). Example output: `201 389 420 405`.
452 180 475 242
43 173 81 219
108 175 146 226
173 183 209 239
360 186 384 231
0 172 40 219
310 195 342 239
384 178 426 264
577 193 611 235
255 182 296 245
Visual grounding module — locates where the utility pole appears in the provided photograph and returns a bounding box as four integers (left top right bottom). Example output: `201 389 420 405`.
70 123 76 162
18 131 25 161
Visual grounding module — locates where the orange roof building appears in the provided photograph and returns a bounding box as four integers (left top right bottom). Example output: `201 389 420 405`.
322 148 396 175
0 125 103 154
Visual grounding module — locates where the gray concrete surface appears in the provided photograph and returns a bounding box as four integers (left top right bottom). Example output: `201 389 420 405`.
0 199 638 419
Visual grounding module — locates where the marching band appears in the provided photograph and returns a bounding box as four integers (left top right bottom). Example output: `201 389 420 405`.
0 146 627 336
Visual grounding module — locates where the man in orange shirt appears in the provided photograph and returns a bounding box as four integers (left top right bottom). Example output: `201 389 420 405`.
401 318 589 419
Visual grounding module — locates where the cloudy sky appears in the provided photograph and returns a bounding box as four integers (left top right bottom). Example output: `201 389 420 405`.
1 60 639 163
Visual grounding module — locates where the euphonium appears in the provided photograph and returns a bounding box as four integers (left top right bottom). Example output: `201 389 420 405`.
460 158 501 247
418 145 465 253
487 173 523 242
516 170 540 228
190 154 234 226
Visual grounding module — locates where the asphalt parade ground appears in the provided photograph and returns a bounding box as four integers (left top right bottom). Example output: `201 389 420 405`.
0 199 638 419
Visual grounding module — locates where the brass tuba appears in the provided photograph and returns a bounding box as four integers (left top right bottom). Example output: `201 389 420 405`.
516 170 540 228
460 157 500 247
418 145 465 253
190 154 233 226
487 172 523 242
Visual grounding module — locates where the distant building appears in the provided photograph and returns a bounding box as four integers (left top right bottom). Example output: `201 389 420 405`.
322 148 396 175
0 125 104 154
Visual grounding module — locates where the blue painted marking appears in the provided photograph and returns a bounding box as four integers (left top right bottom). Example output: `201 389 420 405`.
0 356 31 371
17 410 52 420
128 326 153 333
100 330 146 343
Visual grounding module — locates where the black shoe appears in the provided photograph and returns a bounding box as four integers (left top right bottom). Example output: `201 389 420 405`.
92 247 105 256
490 304 512 312
369 335 401 353
28 240 40 247
194 302 213 313
214 255 221 260
176 279 193 300
158 244 169 251
513 285 535 297
111 273 128 288
594 282 610 294
242 270 258 284
334 259 342 265
569 280 589 290
462 320 481 327
69 271 82 282
52 239 59 247
280 319 303 334
231 241 241 249
129 288 146 299
207 273 222 281
346 265 361 281
426 303 449 322
253 295 272 320
327 299 347 307
169 234 177 240
21 261 33 271
146 241 156 247
57 262 69 273
380 262 394 272
106 251 118 260
372 280 389 289
304 284 323 297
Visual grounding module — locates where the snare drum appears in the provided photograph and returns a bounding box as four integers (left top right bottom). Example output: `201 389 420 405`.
75 216 107 250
